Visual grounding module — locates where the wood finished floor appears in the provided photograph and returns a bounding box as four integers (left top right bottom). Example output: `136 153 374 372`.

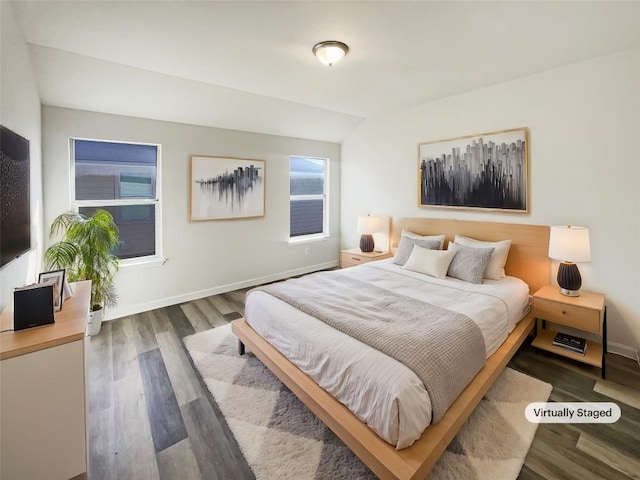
87 290 640 480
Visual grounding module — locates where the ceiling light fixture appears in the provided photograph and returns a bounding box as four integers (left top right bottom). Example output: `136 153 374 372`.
312 40 349 66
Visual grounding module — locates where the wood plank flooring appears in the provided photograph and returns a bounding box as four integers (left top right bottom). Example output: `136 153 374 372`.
87 289 640 479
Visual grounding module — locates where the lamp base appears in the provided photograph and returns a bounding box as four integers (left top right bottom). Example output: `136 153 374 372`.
559 287 580 297
359 234 374 253
557 261 582 297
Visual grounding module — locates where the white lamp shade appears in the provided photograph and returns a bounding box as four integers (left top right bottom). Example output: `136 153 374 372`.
549 226 591 263
357 215 384 235
313 41 348 66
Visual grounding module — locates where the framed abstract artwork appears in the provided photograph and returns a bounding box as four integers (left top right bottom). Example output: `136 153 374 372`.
418 127 529 213
190 155 265 221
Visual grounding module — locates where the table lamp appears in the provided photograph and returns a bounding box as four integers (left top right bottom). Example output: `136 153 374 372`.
548 225 591 297
357 215 383 253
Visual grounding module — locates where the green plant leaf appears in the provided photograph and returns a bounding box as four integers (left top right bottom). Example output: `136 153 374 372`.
44 241 79 270
45 209 120 309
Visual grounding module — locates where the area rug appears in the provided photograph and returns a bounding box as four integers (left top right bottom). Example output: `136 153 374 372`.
184 324 552 480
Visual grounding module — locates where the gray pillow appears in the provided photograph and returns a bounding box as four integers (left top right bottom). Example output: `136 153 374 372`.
447 243 495 284
393 236 441 266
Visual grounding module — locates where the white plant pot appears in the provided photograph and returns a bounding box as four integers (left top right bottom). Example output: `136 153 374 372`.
87 307 104 336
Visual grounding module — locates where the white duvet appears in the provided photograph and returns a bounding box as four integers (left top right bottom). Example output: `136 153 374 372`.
244 260 530 449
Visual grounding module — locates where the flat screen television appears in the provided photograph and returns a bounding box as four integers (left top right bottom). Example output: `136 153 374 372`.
1 125 31 268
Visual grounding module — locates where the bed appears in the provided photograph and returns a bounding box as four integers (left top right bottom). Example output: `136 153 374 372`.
232 218 549 480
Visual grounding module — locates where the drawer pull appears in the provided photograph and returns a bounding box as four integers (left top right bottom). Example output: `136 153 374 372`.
562 311 567 315
351 257 361 261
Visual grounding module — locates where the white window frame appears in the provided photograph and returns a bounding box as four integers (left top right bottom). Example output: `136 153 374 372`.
69 137 164 267
288 155 330 243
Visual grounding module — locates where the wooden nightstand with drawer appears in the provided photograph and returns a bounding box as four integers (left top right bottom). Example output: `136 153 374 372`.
531 285 607 378
340 248 392 269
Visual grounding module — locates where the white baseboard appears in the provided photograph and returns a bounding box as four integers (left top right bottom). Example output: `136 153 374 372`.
104 260 339 321
607 341 639 361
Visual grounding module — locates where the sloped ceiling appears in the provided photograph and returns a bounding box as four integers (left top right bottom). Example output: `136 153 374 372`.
12 0 640 143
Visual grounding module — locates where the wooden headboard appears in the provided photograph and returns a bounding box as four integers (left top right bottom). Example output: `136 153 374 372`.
391 218 550 294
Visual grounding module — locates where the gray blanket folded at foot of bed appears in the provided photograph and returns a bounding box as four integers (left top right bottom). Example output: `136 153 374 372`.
254 270 486 423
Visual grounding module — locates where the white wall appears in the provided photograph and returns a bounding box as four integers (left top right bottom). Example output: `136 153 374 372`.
0 1 43 312
341 49 640 357
42 107 341 319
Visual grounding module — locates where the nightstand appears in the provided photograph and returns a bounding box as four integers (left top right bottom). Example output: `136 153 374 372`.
340 248 392 269
531 285 607 378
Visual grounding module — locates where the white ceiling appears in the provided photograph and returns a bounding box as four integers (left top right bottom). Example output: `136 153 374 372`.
12 1 640 143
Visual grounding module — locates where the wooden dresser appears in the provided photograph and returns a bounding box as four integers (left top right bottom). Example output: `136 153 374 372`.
1 280 91 480
340 248 393 268
531 284 606 378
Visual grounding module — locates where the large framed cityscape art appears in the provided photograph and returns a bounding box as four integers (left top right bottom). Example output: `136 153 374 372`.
418 127 529 213
190 155 265 221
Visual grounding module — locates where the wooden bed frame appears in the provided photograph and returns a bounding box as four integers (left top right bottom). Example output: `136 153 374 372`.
232 218 550 480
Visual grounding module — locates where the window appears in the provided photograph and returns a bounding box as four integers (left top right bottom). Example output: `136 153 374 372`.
289 156 328 239
71 139 161 262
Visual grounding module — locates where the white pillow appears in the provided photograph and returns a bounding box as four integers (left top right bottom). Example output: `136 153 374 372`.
402 245 456 279
401 230 446 250
454 235 511 280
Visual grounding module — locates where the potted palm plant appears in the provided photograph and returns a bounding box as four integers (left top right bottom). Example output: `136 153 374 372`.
44 209 119 335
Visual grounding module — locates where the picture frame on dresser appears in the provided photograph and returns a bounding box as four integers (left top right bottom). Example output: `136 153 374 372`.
418 127 529 213
38 269 65 311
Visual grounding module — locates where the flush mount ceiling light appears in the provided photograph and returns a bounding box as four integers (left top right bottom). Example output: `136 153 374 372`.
312 40 349 66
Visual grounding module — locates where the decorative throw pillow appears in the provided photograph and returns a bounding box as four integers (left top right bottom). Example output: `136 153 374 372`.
447 242 495 284
402 245 457 279
454 235 511 280
401 230 446 250
393 236 441 266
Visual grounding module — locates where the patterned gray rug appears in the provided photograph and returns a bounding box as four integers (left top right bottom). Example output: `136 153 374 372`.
184 324 552 480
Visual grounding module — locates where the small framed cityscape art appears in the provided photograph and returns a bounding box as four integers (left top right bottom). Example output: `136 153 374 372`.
190 155 266 221
418 127 529 213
